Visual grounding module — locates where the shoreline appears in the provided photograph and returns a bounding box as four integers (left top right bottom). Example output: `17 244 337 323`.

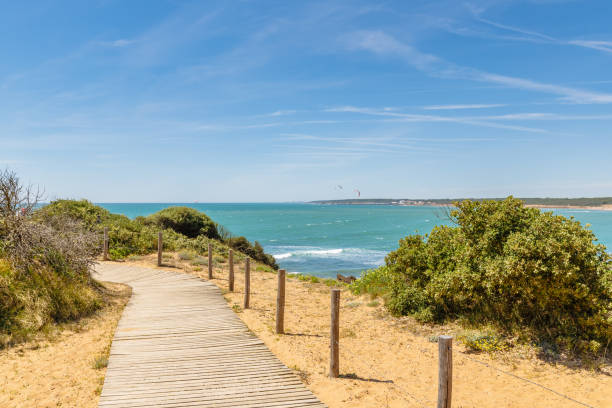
525 204 612 211
314 202 612 211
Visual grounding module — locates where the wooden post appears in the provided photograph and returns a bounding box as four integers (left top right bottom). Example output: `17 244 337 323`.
157 232 163 267
276 269 286 334
103 227 109 261
329 288 340 378
243 257 250 309
208 243 213 279
228 249 234 292
437 335 453 408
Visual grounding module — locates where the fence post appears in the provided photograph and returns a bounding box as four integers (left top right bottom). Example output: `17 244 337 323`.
208 243 213 279
243 257 250 309
330 288 340 378
157 232 163 266
103 227 109 261
276 269 286 334
228 249 234 291
437 336 453 408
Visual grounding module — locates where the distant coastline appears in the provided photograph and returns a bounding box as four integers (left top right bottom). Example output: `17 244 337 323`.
310 197 612 211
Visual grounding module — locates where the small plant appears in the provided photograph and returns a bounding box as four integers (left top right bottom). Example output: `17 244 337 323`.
191 256 207 266
341 328 357 338
460 332 509 353
93 355 109 369
309 276 319 283
366 300 380 307
256 265 272 273
178 251 194 261
232 304 243 313
346 301 361 308
428 335 440 343
323 279 338 287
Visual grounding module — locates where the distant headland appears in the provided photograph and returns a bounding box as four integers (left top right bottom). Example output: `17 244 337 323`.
310 197 612 210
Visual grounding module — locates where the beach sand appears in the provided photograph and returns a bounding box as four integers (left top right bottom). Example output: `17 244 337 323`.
128 254 612 408
0 281 131 408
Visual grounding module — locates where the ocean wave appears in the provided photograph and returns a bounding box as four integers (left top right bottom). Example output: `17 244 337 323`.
271 247 386 267
274 248 344 259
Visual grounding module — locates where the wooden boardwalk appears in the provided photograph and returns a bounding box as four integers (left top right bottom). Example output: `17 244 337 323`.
95 263 327 408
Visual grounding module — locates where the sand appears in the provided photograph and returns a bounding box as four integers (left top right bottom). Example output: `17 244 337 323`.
125 254 612 408
0 281 131 408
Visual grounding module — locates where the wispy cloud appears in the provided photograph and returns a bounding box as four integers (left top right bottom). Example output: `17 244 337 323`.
423 104 506 110
471 15 612 55
98 39 134 47
326 105 549 133
568 40 612 54
345 30 612 104
266 110 297 117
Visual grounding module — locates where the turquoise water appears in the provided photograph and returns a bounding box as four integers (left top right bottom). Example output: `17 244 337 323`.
98 203 612 279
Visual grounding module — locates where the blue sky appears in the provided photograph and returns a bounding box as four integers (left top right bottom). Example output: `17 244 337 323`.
2 0 612 202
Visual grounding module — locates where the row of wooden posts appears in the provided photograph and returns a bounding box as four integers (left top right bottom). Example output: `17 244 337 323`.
102 228 453 408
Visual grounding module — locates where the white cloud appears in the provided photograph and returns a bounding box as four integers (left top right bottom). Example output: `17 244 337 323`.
423 104 506 110
568 40 612 54
98 39 134 47
346 30 612 104
326 106 548 133
266 110 297 117
474 16 612 55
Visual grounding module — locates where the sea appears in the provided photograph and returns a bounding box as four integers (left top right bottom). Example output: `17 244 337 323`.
97 203 612 279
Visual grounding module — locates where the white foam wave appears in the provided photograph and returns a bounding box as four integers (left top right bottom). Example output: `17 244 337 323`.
273 248 343 260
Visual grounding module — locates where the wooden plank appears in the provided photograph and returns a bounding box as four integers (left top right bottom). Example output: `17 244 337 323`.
438 335 453 408
243 257 250 309
228 249 234 291
157 232 162 266
94 263 326 408
276 269 285 334
329 288 340 378
208 242 213 279
103 227 109 261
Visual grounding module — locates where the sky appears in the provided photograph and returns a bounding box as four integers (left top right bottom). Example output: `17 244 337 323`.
1 0 612 202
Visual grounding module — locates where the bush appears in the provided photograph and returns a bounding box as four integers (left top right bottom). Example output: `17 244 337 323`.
37 200 279 272
227 236 278 270
143 207 219 239
357 197 612 356
0 171 102 346
350 266 393 299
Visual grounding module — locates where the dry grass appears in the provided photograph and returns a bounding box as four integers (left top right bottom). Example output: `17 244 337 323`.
124 252 612 408
0 281 131 408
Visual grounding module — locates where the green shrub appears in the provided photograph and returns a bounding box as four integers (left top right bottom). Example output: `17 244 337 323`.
143 207 219 239
350 266 393 298
36 201 277 268
357 197 612 356
191 256 207 266
227 236 278 270
178 251 195 261
459 331 509 353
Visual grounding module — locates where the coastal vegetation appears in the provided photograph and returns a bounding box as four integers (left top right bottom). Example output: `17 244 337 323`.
0 169 277 346
36 200 278 269
0 170 102 347
352 197 612 359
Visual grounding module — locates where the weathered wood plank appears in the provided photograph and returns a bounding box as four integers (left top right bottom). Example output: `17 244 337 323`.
94 263 326 408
